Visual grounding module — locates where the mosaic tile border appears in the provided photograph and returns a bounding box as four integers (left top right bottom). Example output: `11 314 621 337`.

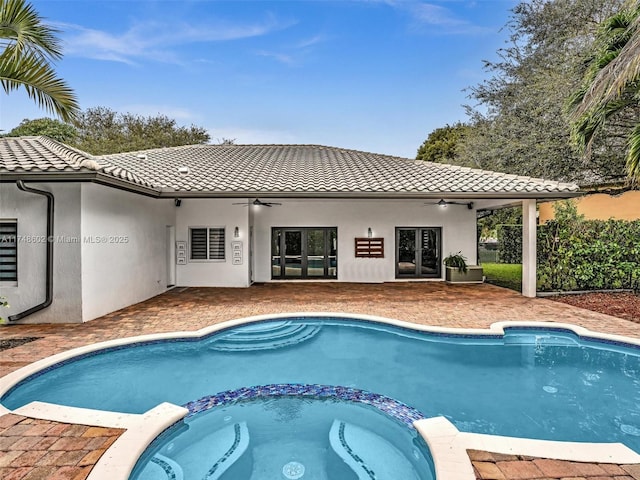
150 456 178 480
182 383 425 427
201 423 242 480
338 421 377 480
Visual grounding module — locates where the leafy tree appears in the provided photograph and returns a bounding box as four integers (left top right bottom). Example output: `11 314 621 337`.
6 117 76 142
459 0 627 183
416 123 468 164
478 206 522 241
569 2 640 180
73 107 210 155
0 0 78 121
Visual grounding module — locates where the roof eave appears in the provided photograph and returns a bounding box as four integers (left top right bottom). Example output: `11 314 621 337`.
156 190 583 200
0 173 581 199
0 171 162 197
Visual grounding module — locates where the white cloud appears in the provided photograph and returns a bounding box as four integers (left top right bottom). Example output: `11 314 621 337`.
410 3 467 26
376 2 493 35
296 34 328 49
58 14 295 65
254 33 329 66
255 50 295 65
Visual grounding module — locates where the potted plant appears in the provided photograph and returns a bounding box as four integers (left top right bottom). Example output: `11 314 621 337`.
444 252 468 273
444 252 483 282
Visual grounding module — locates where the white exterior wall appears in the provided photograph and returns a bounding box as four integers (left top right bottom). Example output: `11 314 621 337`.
175 199 250 287
0 182 82 324
80 183 175 321
252 198 477 283
0 188 487 324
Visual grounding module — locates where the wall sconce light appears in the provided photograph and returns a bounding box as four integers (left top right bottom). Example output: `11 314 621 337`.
234 226 239 238
174 198 182 207
367 227 372 238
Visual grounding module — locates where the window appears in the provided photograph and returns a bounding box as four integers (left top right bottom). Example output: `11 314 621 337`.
190 227 225 261
0 221 17 281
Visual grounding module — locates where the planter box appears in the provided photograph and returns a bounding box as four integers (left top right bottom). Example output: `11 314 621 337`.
445 265 484 283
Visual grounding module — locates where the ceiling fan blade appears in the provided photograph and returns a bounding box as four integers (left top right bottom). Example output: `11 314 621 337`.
252 198 282 207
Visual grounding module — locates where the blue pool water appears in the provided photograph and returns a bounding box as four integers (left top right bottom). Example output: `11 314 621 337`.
3 318 640 454
131 397 435 480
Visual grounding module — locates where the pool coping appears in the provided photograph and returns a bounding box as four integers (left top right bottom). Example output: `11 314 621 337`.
1 312 640 479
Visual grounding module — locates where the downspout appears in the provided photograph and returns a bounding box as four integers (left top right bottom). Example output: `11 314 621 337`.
8 181 54 321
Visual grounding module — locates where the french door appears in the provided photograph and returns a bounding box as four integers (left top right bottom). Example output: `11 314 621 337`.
396 227 441 278
272 227 337 279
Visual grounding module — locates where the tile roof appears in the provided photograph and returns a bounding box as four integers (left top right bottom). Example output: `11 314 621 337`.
100 143 579 196
1 137 580 197
0 136 156 189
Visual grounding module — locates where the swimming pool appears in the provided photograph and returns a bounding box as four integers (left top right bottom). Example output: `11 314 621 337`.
1 315 640 476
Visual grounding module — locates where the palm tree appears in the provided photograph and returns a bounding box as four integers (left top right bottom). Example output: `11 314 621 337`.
569 1 640 180
0 0 78 122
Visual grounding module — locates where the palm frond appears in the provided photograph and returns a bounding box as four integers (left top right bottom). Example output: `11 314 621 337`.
571 97 635 154
575 6 640 117
0 50 78 122
0 0 62 63
626 122 640 178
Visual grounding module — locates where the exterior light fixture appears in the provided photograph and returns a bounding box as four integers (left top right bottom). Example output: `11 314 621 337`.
174 198 182 207
234 226 239 238
429 199 474 210
367 227 372 238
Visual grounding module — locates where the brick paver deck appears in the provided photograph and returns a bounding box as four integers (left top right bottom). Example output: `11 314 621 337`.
468 449 640 480
0 414 123 480
0 283 639 479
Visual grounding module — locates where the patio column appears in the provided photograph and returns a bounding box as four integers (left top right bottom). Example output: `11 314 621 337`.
522 199 537 297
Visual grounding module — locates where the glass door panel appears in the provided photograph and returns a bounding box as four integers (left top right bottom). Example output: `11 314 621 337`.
307 229 326 277
397 229 417 275
396 227 441 278
420 229 439 275
328 229 337 278
271 228 338 279
271 229 282 277
284 230 303 278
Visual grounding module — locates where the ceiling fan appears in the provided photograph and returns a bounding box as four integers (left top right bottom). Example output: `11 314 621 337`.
232 198 282 207
425 199 474 209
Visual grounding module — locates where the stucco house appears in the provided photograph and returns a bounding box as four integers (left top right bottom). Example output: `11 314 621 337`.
0 136 579 324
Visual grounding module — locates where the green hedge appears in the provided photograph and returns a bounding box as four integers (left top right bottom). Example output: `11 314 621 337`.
536 202 640 291
496 224 522 264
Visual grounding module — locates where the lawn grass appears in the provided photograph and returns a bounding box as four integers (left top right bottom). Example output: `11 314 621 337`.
482 263 522 292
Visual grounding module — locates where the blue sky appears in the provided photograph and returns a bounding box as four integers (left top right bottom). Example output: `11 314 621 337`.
0 0 516 158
